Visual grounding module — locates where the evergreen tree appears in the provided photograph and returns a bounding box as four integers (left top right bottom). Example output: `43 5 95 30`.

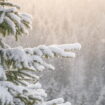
0 0 81 105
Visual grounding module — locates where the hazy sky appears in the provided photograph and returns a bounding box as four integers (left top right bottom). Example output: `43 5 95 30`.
8 0 105 47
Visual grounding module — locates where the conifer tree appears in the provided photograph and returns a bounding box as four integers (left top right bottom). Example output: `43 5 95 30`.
0 0 81 105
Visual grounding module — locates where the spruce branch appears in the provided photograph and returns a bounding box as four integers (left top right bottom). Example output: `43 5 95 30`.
0 2 20 9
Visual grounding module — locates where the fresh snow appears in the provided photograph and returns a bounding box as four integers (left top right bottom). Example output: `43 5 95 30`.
0 1 81 105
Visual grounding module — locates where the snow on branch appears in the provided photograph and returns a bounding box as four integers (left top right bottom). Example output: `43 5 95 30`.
0 2 32 40
0 0 81 105
0 81 47 104
0 85 14 105
0 80 72 105
0 42 81 105
30 43 81 57
0 1 20 9
0 43 81 72
55 43 81 51
46 98 71 105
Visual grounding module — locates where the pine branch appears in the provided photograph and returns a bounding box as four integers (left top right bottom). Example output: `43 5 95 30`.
0 0 81 104
0 2 20 9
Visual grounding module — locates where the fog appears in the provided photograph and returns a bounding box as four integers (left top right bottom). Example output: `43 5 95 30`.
5 0 105 105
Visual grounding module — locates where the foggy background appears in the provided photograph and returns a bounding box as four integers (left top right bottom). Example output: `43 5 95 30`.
5 0 105 105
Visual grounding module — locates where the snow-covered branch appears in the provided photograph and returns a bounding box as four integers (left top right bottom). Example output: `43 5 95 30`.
0 2 32 40
0 1 81 105
0 43 81 105
0 43 81 72
0 1 20 9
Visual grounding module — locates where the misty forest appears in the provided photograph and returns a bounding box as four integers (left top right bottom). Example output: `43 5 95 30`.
0 0 105 105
